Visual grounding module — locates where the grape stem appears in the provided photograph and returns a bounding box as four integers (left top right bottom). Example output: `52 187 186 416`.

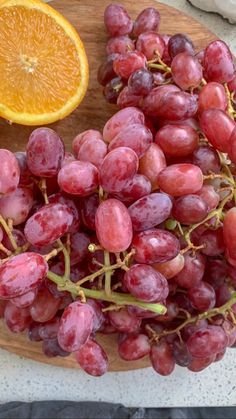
224 83 236 120
104 250 112 296
150 292 236 341
0 214 18 251
46 270 167 314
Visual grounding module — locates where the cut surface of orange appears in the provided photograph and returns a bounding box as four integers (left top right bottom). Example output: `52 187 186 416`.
0 0 89 125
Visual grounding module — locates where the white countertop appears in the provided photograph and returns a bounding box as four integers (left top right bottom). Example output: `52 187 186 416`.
1 0 236 408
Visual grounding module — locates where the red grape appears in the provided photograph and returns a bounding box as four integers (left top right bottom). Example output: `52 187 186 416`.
72 130 103 155
133 7 160 37
4 302 31 333
204 259 227 290
113 51 147 80
0 187 33 226
117 86 142 108
192 145 221 175
14 151 31 186
182 319 208 342
77 137 107 170
87 299 105 332
114 174 152 204
100 147 138 193
38 317 60 340
11 289 37 308
139 143 166 190
228 127 236 164
24 203 73 246
123 263 169 302
104 3 133 36
157 298 179 322
215 284 231 307
75 339 108 376
26 128 64 177
198 82 227 114
150 340 175 376
2 229 26 252
203 40 235 83
155 124 199 157
61 152 75 167
58 301 94 352
42 339 70 358
108 123 152 158
95 199 133 253
136 32 165 60
158 164 203 196
0 149 20 195
128 69 154 96
118 333 150 360
127 305 158 319
228 74 236 92
168 33 195 58
200 109 235 153
30 287 61 323
172 194 208 225
97 54 119 86
171 52 202 90
0 252 48 299
80 194 99 230
128 192 172 231
174 252 205 289
132 228 180 264
103 107 145 143
58 161 99 196
172 340 192 367
196 185 220 210
106 35 135 55
187 326 227 358
188 282 216 312
104 77 125 104
198 228 225 256
70 232 90 266
142 85 180 116
108 307 141 333
48 193 80 234
223 207 236 259
188 356 215 372
152 253 185 279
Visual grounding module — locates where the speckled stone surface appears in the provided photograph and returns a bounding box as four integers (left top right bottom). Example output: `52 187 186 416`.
1 0 236 408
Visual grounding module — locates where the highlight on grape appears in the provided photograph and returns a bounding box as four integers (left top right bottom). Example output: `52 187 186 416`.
0 3 236 377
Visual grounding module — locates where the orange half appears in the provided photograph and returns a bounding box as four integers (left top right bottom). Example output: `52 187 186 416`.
0 0 89 125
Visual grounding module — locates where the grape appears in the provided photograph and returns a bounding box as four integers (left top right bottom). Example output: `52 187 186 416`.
172 194 208 225
117 86 142 108
136 32 165 60
172 340 192 367
0 300 6 318
72 130 103 155
127 305 158 319
97 54 119 86
104 3 133 36
0 227 3 243
197 185 220 212
128 193 172 231
158 164 203 196
188 356 215 372
150 340 175 376
139 143 166 190
123 263 169 302
182 319 208 342
113 51 147 79
198 82 227 114
48 193 80 234
118 333 150 360
106 35 135 55
11 289 37 308
69 232 90 266
223 207 236 259
24 203 73 247
100 147 138 193
171 52 202 90
128 69 154 96
174 252 205 289
58 161 99 196
95 199 133 253
153 72 166 86
204 259 227 289
77 137 107 170
61 152 75 167
42 339 70 358
58 302 94 352
154 298 179 322
152 253 185 279
4 302 31 333
192 146 221 175
214 348 226 361
0 187 33 226
186 326 227 358
215 284 231 307
155 124 199 157
0 252 48 299
228 74 236 92
198 228 225 256
168 33 195 58
104 77 125 104
222 320 236 347
142 85 180 116
14 151 31 185
114 174 151 204
133 7 160 37
2 229 26 253
80 194 99 230
200 109 235 153
108 307 141 333
86 299 105 332
26 128 64 177
103 107 145 143
75 339 108 376
203 40 235 83
38 318 60 340
30 287 60 323
0 149 20 195
188 282 216 312
132 228 180 264
228 127 236 164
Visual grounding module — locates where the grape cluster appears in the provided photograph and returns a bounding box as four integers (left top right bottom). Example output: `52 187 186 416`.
0 3 236 378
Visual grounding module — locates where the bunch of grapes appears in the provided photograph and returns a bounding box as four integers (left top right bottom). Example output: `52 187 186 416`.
0 4 236 378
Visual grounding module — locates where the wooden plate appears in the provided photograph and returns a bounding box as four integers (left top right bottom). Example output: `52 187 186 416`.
0 0 217 371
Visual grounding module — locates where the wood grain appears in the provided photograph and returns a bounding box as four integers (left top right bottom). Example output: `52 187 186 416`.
0 0 217 371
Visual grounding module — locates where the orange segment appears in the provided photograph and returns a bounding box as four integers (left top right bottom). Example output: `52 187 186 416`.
0 0 89 125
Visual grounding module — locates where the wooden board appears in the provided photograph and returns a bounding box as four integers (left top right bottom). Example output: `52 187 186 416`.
0 0 217 371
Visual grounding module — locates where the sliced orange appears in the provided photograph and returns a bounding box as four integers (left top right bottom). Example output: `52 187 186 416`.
0 0 89 125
